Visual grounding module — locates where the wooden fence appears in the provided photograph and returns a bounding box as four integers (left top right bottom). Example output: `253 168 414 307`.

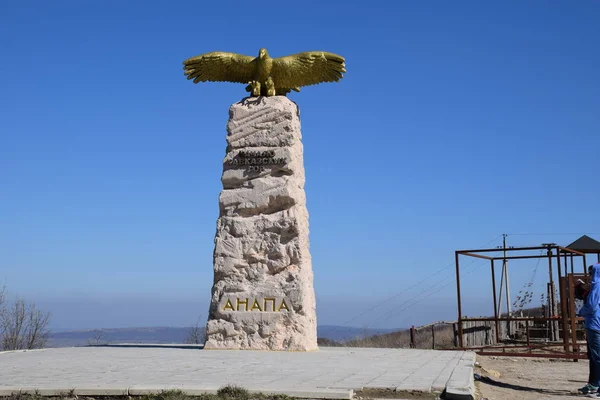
333 321 458 349
409 321 457 349
324 319 563 350
460 319 528 347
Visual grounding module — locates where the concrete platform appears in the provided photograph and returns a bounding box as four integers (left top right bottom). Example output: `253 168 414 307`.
0 347 475 399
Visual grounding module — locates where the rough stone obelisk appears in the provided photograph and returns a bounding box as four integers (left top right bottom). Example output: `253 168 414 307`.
204 96 317 351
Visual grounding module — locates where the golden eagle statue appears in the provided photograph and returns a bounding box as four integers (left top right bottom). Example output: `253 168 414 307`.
183 48 346 96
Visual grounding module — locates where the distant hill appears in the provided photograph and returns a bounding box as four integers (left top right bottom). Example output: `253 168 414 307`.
48 325 401 348
48 327 193 348
316 325 400 341
341 324 455 349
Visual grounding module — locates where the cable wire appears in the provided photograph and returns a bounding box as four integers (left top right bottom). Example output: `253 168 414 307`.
366 259 487 329
364 257 487 329
506 232 600 236
320 234 503 336
350 232 599 332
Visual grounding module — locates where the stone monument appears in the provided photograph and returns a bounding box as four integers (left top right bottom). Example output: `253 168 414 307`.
182 48 346 351
204 97 315 350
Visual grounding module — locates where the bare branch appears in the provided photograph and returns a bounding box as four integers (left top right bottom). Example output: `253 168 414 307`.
87 330 106 346
25 305 51 349
1 296 51 351
0 285 5 309
0 285 6 341
184 315 204 345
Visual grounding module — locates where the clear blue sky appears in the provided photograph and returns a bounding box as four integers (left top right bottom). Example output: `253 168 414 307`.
1 1 599 331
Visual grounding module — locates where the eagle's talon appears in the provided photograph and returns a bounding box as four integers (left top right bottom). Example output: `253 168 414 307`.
248 81 261 96
265 77 276 96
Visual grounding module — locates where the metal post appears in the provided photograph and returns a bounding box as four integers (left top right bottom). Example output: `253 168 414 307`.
546 283 551 319
570 254 574 275
453 323 458 347
497 264 505 317
546 282 551 340
496 235 509 321
558 274 570 353
432 324 435 349
547 246 558 341
491 259 500 343
455 252 464 348
504 235 512 337
552 281 559 342
568 273 579 355
526 319 531 352
504 235 512 317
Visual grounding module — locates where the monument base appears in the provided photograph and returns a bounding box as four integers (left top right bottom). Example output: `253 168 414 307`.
204 96 317 351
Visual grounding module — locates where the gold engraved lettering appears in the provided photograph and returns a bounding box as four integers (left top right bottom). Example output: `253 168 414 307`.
223 299 234 311
251 299 263 311
263 297 276 312
278 299 290 312
224 297 292 312
236 298 249 311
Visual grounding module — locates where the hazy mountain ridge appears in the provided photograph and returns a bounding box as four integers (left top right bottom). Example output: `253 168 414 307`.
47 325 402 347
317 325 401 341
48 327 192 347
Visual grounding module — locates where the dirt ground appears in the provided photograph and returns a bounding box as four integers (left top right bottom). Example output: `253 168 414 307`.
476 355 591 399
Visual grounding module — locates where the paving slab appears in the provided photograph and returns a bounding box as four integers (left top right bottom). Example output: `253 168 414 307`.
0 347 475 399
444 352 476 400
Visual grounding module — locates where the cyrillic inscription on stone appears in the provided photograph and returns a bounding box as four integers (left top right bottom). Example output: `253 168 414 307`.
219 296 291 313
226 150 287 172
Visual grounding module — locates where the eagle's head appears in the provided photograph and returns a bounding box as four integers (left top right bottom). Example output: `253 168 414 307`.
258 48 269 59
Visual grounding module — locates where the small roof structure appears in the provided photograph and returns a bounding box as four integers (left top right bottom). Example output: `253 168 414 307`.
566 235 600 253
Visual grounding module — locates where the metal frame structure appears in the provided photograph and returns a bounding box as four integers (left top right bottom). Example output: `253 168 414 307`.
455 244 591 359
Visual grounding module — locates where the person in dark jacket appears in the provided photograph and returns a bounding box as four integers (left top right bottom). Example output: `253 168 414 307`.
578 263 600 396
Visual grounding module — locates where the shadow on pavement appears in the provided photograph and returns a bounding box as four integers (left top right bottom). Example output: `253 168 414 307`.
476 374 575 397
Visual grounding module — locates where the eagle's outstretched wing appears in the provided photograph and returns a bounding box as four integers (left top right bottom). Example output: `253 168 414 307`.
183 52 256 84
271 52 345 89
